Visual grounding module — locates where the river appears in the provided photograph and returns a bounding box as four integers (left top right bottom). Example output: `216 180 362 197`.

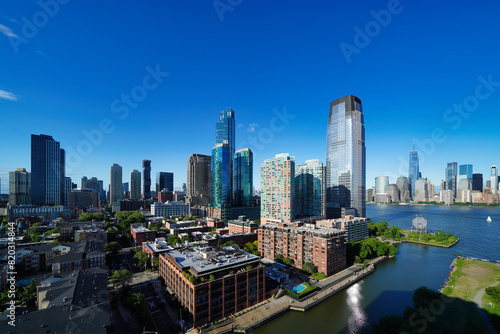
252 204 500 333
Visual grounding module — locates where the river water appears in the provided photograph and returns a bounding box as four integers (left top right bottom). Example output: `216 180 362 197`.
253 204 500 333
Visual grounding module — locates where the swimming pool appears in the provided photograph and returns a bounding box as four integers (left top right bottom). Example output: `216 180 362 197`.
290 283 307 294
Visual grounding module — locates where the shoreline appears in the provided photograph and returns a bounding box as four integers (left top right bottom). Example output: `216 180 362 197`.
401 237 460 248
198 256 389 334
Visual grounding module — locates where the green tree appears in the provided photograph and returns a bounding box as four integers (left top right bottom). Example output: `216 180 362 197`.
302 262 317 275
104 241 122 256
133 250 150 269
130 293 148 326
111 269 133 288
19 279 37 307
167 235 180 245
283 257 294 266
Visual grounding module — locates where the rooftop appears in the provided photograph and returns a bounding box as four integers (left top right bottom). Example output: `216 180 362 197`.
262 222 344 237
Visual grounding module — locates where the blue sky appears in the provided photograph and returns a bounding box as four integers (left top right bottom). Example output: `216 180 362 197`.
1 0 500 193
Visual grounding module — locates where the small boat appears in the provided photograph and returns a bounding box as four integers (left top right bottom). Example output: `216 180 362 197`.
487 216 492 222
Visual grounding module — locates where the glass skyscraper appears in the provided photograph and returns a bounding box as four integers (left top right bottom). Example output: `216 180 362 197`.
130 169 141 200
211 143 231 210
110 163 123 204
459 164 473 180
233 148 253 207
9 168 31 205
326 95 366 218
156 172 174 193
216 108 235 158
142 160 151 198
445 162 458 198
31 134 65 206
408 151 419 198
491 165 498 194
294 159 325 218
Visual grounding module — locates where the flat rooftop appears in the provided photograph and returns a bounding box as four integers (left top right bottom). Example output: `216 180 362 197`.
262 222 344 236
168 246 259 275
131 226 152 233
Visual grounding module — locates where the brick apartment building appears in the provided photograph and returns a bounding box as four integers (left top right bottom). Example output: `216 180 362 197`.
130 224 155 246
258 222 346 277
227 216 259 234
159 246 265 326
316 216 368 242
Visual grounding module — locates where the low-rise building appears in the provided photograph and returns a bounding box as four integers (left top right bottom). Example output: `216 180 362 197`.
51 240 106 273
130 224 155 246
159 246 265 326
74 227 108 243
7 205 72 222
142 238 174 259
227 216 259 234
316 216 368 242
258 222 346 277
151 201 190 218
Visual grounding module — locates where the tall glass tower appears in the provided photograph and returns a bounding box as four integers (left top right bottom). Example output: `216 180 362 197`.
295 159 325 218
326 95 366 218
233 148 253 207
110 163 123 204
211 143 231 210
445 162 458 198
156 172 174 193
130 170 141 200
142 160 151 198
216 108 235 158
408 142 420 199
31 134 65 206
491 165 498 194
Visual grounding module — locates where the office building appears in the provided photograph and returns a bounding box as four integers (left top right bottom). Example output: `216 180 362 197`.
110 163 123 204
375 176 389 195
216 108 236 163
258 222 346 276
472 173 483 192
62 176 71 207
181 183 187 194
31 134 65 206
159 246 265 327
386 184 400 202
9 168 31 205
326 95 366 218
122 182 129 192
156 172 174 193
366 188 374 202
446 162 458 198
408 145 420 198
397 176 410 202
81 176 88 188
151 201 190 218
233 148 253 207
211 143 232 220
414 178 429 202
294 159 325 218
68 188 98 210
143 159 151 198
459 164 473 180
130 169 141 199
186 154 211 207
261 153 295 224
491 165 498 195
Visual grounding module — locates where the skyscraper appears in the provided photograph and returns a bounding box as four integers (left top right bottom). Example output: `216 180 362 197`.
445 162 458 198
326 95 366 218
233 148 253 207
375 176 389 194
31 134 65 206
459 164 473 180
261 153 295 224
130 170 141 199
110 163 123 204
211 144 231 220
156 172 174 193
63 177 71 206
216 108 235 205
397 176 410 202
9 168 31 205
472 173 483 192
294 159 325 218
408 141 420 199
491 165 498 195
143 160 151 198
181 183 187 194
187 154 211 207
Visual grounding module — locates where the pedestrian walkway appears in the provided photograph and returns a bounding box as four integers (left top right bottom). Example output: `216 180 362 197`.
472 281 499 334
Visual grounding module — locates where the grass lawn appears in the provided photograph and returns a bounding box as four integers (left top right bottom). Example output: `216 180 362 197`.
310 272 326 280
285 282 317 299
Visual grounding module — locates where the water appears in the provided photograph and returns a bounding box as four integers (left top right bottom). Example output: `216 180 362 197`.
253 205 500 334
291 284 307 294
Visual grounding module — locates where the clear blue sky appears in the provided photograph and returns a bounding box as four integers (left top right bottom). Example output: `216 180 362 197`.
1 0 500 194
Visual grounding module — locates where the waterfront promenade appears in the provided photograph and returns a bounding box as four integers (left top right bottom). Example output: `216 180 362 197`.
195 256 388 334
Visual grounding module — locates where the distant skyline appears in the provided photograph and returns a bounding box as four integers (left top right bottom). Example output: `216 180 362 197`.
1 1 500 194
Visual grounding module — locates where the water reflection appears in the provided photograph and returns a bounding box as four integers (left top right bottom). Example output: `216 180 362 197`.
346 282 367 333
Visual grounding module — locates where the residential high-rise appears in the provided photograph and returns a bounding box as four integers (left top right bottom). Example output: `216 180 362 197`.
326 95 366 218
408 142 419 199
63 177 71 206
472 173 483 192
122 182 129 192
261 153 295 224
31 134 65 206
375 176 389 194
97 180 104 203
294 159 325 218
9 168 31 205
110 164 123 204
211 144 231 219
156 172 174 193
397 176 410 202
186 154 211 207
233 148 253 207
215 108 235 163
491 165 498 195
142 160 151 198
130 170 141 199
445 162 458 198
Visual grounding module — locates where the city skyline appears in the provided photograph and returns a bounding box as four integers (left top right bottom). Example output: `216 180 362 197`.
1 2 500 194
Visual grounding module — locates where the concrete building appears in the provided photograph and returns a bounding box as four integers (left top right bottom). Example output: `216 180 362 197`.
151 201 190 218
386 184 400 203
316 216 368 242
260 153 295 224
326 95 366 218
227 216 259 234
397 176 410 202
8 168 31 205
110 163 123 204
491 165 498 195
159 245 264 326
68 188 98 210
130 169 141 199
8 205 72 222
186 154 211 207
258 222 346 277
442 189 454 205
414 178 429 202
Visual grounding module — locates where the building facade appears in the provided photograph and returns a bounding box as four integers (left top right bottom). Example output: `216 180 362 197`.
294 159 325 218
446 162 458 198
258 222 346 276
261 153 295 224
186 154 211 207
110 164 123 204
9 168 31 205
408 150 420 198
156 172 174 193
326 95 366 218
491 165 498 195
151 201 190 217
211 143 232 220
131 169 141 200
233 148 253 207
68 188 99 210
143 160 151 198
472 173 483 192
375 176 389 195
316 216 368 242
397 176 410 202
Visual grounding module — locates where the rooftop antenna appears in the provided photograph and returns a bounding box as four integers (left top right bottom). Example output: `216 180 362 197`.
413 138 415 151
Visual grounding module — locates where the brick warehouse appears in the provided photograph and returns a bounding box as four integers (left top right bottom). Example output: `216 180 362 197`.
159 246 265 326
